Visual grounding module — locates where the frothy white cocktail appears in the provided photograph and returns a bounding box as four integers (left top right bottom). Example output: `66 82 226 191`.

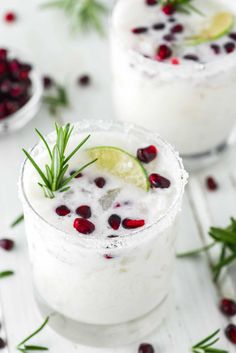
111 0 236 158
20 121 187 345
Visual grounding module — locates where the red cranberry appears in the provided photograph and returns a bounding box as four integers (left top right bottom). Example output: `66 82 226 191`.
155 44 172 61
163 34 175 42
4 12 16 23
122 218 145 229
138 343 155 353
137 145 158 163
73 218 95 234
146 0 158 5
55 205 70 216
162 4 175 15
10 83 25 98
76 205 91 219
43 76 54 89
206 176 218 191
0 49 7 61
152 23 165 30
108 214 121 230
94 177 106 188
220 298 236 316
171 24 184 33
183 54 199 61
0 338 6 349
224 42 235 53
0 239 14 251
0 61 7 75
225 324 236 344
210 44 221 55
149 173 171 188
171 57 180 65
78 75 91 86
132 27 148 34
229 33 236 41
103 254 114 259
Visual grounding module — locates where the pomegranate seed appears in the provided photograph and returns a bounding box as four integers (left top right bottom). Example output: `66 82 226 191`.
0 80 11 94
73 218 95 234
225 324 236 344
220 298 236 316
76 205 91 219
43 76 54 89
122 218 145 229
132 27 148 34
8 59 20 75
108 214 121 230
0 338 6 349
171 57 180 65
4 12 16 23
146 0 157 5
55 205 70 216
70 170 83 178
155 44 172 61
78 75 91 86
94 177 106 188
149 173 171 188
138 343 155 353
152 23 165 30
210 44 221 55
5 101 19 115
0 239 14 251
229 33 236 41
183 54 199 61
137 145 158 163
10 83 25 98
103 254 114 259
163 34 175 42
0 61 7 75
0 49 7 61
171 24 184 33
162 4 175 15
19 70 30 80
206 176 218 191
224 42 235 53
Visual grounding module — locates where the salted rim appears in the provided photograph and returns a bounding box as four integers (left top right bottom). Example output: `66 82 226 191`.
19 120 188 250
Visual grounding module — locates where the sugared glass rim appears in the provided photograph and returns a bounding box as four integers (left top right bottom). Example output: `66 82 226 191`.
19 120 188 250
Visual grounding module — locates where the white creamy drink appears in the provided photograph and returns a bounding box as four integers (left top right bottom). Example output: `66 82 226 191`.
111 0 236 159
20 120 187 346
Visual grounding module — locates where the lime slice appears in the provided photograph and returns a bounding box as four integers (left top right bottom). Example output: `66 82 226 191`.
188 12 234 45
87 146 150 191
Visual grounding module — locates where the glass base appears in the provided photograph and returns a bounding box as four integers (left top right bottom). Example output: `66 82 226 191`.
35 290 170 347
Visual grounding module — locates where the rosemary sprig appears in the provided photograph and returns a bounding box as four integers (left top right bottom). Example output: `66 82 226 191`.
11 214 24 228
0 270 14 279
177 217 236 282
23 123 97 199
17 317 49 352
41 0 107 35
43 84 69 116
159 0 203 16
192 329 228 353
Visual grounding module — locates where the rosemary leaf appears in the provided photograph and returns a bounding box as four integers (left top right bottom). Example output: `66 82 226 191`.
17 317 49 350
11 214 24 227
0 270 14 279
192 330 228 353
23 345 48 351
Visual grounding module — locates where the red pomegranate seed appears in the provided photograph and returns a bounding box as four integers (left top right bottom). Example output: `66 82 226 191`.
78 75 91 86
0 49 7 61
171 57 180 65
138 343 155 353
0 80 11 94
146 0 157 5
94 177 106 188
108 214 121 230
76 205 91 219
103 254 114 259
132 27 148 34
4 12 16 23
229 33 236 41
10 83 25 98
149 173 171 188
224 42 235 53
73 218 95 234
55 205 70 216
43 76 54 89
225 324 236 344
171 24 184 33
122 218 145 229
0 338 6 349
210 44 221 55
137 145 158 163
162 4 175 15
0 239 14 251
163 34 175 42
152 23 165 30
0 61 7 75
206 176 218 191
5 101 19 115
220 298 236 316
183 54 199 61
155 44 172 61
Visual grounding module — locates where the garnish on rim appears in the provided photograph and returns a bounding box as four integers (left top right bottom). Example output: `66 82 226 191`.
192 329 228 353
159 0 203 16
23 123 97 199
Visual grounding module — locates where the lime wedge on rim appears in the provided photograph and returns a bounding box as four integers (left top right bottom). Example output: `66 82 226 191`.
87 146 150 191
188 12 234 45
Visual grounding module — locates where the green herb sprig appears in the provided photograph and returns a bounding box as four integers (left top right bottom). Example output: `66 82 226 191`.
192 329 228 353
159 0 203 16
17 317 49 352
11 214 24 228
23 123 97 199
178 217 236 282
0 271 14 279
43 84 69 116
41 0 107 35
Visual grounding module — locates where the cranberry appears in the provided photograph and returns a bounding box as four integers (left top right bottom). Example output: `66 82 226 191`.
0 338 6 349
162 4 175 15
55 205 70 216
73 218 95 234
94 177 106 188
224 42 235 53
229 33 236 41
146 0 157 5
103 254 114 259
210 44 221 55
0 49 7 61
155 44 172 61
132 27 148 34
78 75 91 86
163 34 175 42
152 23 165 30
10 83 25 98
220 298 236 316
0 61 7 75
206 176 218 191
137 145 158 163
149 173 171 188
70 170 83 178
171 24 184 33
122 218 145 229
43 76 54 89
225 324 236 344
0 239 14 251
19 70 30 80
76 205 91 219
4 12 16 23
183 54 199 61
171 57 180 65
138 343 155 353
108 214 121 230
8 59 20 78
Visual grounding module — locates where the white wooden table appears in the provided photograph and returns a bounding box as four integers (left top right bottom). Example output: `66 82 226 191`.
0 1 236 352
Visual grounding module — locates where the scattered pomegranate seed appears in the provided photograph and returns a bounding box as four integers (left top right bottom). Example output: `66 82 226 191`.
224 42 235 53
70 170 83 178
132 27 148 34
55 205 70 216
73 218 95 234
183 54 199 61
210 44 221 55
152 23 165 30
171 57 180 65
103 254 114 259
4 12 17 23
225 324 236 344
206 176 218 191
137 145 158 163
94 177 106 188
108 214 121 230
138 343 155 353
78 74 91 86
0 62 7 75
171 24 184 33
0 49 7 61
76 205 91 219
0 338 6 349
163 34 175 42
0 239 14 251
155 44 172 61
229 33 236 41
220 298 236 316
162 4 175 15
149 173 171 188
146 0 157 5
122 218 145 229
114 202 121 208
43 76 54 89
